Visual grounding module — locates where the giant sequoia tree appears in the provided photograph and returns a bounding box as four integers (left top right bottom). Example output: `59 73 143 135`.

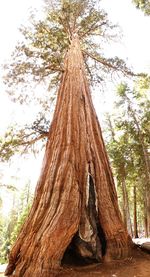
1 0 136 160
5 1 133 276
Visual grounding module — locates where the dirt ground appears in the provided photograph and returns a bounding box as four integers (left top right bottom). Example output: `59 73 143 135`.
57 248 150 277
0 248 150 277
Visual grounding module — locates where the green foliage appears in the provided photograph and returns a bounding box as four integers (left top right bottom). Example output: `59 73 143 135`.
2 0 138 161
0 184 33 263
0 116 49 162
3 0 133 103
133 0 150 15
105 76 150 234
10 204 31 245
0 128 20 161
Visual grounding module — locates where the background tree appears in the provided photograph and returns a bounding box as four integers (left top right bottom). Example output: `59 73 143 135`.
105 77 150 238
117 82 150 236
0 183 33 264
105 115 133 236
133 0 150 15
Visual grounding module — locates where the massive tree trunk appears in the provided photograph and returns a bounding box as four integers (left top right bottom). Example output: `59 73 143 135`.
5 34 132 277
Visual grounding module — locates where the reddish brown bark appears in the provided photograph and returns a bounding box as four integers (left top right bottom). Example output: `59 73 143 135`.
5 34 132 277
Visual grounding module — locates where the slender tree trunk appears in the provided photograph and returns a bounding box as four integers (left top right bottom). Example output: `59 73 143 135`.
106 116 133 236
5 34 132 277
144 211 148 238
122 178 127 230
120 165 133 237
126 195 133 237
26 183 30 205
144 191 149 237
133 186 138 238
146 189 150 237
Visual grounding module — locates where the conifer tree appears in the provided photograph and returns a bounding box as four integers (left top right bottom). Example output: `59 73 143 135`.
1 0 137 159
5 1 133 276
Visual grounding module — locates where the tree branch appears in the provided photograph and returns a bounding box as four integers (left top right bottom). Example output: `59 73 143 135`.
83 50 140 77
58 16 72 42
45 65 64 72
20 133 48 146
80 21 107 38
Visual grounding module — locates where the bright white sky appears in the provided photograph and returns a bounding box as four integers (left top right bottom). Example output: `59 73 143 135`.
0 0 150 215
101 0 150 72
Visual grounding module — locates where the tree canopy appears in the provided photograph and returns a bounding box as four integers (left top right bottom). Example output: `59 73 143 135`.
133 0 150 15
4 0 135 98
1 0 144 161
105 77 150 237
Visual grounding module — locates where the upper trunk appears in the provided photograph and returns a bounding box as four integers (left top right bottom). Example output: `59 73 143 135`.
5 34 132 277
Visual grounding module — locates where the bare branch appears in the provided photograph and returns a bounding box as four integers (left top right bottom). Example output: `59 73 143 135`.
45 65 64 72
20 133 48 146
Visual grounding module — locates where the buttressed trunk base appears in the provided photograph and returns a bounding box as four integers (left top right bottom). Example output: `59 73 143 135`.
5 34 132 277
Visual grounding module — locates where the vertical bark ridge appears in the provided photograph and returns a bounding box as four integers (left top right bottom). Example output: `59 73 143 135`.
5 34 132 276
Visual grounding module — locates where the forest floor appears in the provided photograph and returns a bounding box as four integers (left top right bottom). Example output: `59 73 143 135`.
0 244 150 277
58 246 150 277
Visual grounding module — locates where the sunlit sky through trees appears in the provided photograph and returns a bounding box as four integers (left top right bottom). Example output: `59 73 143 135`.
0 0 150 215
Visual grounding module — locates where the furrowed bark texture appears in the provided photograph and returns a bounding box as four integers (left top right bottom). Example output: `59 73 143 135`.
5 35 132 277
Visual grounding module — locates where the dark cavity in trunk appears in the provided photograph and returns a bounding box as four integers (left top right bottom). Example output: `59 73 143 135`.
62 174 106 266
